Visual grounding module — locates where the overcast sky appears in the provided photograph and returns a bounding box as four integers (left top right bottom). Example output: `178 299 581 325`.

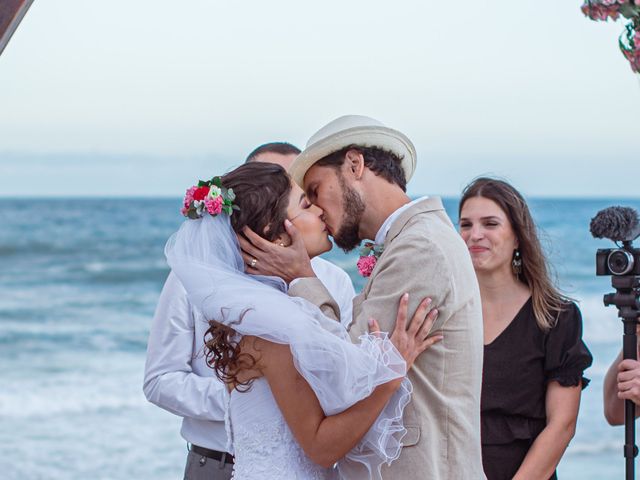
0 0 638 197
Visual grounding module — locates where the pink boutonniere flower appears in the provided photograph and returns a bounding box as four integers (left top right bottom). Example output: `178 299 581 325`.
357 242 384 277
357 255 377 277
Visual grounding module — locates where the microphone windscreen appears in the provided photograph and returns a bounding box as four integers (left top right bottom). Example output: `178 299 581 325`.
590 206 640 242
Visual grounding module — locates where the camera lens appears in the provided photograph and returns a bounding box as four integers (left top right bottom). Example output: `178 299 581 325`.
607 249 635 275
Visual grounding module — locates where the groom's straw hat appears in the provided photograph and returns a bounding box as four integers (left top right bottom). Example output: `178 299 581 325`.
289 115 417 187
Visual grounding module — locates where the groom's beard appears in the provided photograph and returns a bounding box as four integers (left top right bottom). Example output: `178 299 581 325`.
333 182 365 252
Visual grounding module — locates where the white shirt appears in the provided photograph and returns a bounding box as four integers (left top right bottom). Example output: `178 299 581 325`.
143 272 228 450
374 197 428 246
143 259 355 450
311 256 356 328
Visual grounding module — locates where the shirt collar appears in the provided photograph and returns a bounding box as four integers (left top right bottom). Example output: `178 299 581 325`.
374 196 428 246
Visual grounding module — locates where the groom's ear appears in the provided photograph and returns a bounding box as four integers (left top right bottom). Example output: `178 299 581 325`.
344 149 365 180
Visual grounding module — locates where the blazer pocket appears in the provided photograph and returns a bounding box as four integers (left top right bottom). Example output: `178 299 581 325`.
401 401 421 447
402 426 421 447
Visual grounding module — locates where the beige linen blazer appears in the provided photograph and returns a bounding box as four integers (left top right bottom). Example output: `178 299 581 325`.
290 197 485 479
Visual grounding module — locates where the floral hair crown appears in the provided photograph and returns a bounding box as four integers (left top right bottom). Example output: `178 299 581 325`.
181 176 239 219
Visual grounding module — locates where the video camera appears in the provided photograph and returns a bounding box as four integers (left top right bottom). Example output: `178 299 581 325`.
596 247 640 277
593 206 640 277
590 206 640 479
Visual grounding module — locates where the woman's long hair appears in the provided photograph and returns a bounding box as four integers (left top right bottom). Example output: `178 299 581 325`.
201 162 292 389
459 177 571 331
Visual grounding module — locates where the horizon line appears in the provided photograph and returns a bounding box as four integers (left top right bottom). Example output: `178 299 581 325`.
2 194 640 201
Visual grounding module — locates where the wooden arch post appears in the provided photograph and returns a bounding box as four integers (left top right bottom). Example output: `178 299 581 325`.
0 0 35 56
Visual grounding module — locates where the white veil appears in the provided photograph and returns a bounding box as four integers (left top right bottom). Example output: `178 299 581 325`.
165 214 412 479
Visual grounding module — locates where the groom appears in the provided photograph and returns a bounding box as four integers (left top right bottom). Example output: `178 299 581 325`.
240 115 485 479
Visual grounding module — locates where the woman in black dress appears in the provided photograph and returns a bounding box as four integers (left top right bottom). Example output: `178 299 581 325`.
458 178 592 480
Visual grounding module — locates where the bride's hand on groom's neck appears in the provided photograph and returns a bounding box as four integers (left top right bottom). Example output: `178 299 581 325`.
238 221 315 284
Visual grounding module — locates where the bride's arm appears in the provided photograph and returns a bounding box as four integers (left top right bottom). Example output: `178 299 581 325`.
262 342 400 467
242 294 441 468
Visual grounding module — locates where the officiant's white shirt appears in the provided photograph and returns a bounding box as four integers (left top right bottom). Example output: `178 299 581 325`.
143 256 355 451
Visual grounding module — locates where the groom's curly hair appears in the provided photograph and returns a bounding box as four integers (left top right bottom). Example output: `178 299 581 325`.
203 162 292 391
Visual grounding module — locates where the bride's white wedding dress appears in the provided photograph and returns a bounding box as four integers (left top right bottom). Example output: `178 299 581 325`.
227 377 334 480
167 214 411 480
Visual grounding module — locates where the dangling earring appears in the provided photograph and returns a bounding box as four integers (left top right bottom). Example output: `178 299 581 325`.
512 249 522 278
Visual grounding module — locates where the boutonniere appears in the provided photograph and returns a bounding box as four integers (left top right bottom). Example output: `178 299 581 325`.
357 242 384 277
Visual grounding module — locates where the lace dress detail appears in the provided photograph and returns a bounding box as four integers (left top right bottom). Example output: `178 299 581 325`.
228 377 336 480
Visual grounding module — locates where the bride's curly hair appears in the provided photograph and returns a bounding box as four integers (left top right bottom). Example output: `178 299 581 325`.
202 162 292 390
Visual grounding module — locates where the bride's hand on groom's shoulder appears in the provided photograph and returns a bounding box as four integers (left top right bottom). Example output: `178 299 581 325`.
238 221 315 284
368 293 443 370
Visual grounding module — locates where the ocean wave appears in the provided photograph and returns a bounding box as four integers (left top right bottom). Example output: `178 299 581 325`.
0 319 151 355
578 293 628 346
566 440 620 455
0 242 79 257
82 269 168 285
84 261 107 273
3 260 169 287
71 258 166 283
0 388 147 419
0 353 148 419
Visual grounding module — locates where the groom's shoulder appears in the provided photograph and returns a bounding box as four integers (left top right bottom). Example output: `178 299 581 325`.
388 197 452 235
385 202 470 269
394 202 461 247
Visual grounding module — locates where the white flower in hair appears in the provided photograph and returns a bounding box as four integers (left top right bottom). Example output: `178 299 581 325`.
208 185 222 198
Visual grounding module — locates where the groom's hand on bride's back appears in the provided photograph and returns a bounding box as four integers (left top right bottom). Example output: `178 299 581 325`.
238 220 315 284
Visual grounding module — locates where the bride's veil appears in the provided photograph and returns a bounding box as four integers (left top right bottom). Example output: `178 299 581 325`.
165 213 412 479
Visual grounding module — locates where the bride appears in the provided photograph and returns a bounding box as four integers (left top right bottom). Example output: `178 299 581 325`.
166 162 441 479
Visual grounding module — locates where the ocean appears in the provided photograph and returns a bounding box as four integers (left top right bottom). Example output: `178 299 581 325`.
1 197 640 479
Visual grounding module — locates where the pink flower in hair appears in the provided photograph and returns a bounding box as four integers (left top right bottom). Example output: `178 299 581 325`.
184 186 198 207
205 195 223 216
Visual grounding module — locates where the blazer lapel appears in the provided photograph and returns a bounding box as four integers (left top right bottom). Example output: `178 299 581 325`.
362 196 447 292
350 197 447 336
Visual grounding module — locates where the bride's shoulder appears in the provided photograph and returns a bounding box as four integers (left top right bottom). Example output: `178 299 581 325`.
240 336 291 365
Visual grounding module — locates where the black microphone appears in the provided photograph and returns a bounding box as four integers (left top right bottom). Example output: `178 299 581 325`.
590 206 640 243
